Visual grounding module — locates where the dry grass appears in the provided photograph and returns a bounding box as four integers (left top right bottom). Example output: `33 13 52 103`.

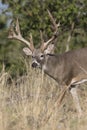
0 64 87 130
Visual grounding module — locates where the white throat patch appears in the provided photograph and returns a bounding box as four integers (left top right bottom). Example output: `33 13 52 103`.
42 64 47 71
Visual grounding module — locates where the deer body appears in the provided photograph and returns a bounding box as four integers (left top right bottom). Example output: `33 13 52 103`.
42 47 87 87
8 12 87 116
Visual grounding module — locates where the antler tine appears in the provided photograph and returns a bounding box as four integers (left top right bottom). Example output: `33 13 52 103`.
15 18 21 36
8 18 35 51
43 34 57 47
8 20 16 39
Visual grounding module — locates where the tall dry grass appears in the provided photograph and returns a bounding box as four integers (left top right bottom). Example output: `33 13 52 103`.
0 63 87 130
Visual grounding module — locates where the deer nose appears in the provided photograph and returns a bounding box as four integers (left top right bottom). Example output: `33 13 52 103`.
32 62 38 68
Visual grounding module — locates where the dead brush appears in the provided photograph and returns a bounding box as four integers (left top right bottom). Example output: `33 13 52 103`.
0 63 87 130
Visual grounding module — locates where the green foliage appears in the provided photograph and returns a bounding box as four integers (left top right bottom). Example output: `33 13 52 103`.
0 0 87 77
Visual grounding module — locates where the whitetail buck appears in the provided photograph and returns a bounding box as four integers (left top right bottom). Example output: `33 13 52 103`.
8 10 87 116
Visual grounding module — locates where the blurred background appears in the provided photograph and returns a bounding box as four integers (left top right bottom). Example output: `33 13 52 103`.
0 0 87 77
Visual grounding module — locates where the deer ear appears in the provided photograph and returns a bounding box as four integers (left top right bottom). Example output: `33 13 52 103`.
23 47 32 56
44 44 55 54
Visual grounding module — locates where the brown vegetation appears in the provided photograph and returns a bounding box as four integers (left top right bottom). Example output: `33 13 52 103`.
0 63 87 130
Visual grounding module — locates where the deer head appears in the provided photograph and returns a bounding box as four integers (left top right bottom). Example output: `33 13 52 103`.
8 10 60 69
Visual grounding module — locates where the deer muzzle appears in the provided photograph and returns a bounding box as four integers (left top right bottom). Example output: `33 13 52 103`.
32 62 38 68
32 60 41 68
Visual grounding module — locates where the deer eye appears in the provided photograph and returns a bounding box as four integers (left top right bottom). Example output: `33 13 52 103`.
40 54 44 58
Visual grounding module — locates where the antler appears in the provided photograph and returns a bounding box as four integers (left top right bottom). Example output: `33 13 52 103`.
41 10 60 51
47 9 60 32
8 18 34 51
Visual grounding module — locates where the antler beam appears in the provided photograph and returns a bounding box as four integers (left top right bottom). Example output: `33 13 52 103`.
41 10 60 51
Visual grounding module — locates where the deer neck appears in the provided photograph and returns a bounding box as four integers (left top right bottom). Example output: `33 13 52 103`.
42 54 64 82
